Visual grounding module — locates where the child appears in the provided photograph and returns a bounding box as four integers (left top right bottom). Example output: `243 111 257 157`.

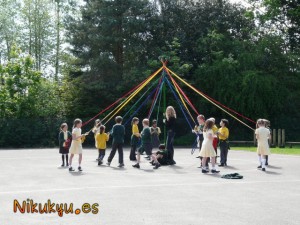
68 119 89 172
58 123 72 167
199 119 220 174
150 119 161 149
218 119 229 167
133 119 160 169
92 119 101 161
95 125 110 165
193 114 210 168
164 106 176 165
255 119 271 172
208 117 219 162
263 119 271 166
192 114 205 158
106 116 125 167
129 117 140 161
151 144 168 168
92 119 101 134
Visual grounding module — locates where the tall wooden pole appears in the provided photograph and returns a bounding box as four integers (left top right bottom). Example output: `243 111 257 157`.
163 70 166 143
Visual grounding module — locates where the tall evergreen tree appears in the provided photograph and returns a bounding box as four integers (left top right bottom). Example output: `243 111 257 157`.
66 0 157 116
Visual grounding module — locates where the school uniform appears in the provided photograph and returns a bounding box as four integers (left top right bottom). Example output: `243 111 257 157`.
138 127 152 156
196 124 209 166
156 149 168 165
199 129 217 158
196 124 204 149
107 124 125 164
129 124 139 160
255 127 271 155
218 127 229 166
69 128 83 154
212 125 218 151
95 132 109 161
59 131 72 154
150 126 161 148
93 127 100 149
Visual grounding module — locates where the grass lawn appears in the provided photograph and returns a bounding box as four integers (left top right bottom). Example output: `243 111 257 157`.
230 146 300 155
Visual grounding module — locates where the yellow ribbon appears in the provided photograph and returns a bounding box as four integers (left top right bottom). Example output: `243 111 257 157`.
166 67 255 131
102 67 163 125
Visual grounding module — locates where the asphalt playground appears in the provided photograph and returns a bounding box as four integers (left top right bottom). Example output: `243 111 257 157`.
0 147 299 225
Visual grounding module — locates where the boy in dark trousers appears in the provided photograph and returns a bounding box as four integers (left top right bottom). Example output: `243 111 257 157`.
133 119 160 169
107 116 125 168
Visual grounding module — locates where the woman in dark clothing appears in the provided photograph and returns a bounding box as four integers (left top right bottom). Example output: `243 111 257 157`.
164 106 176 165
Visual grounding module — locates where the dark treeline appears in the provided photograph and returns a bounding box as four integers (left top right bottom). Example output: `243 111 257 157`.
0 0 299 148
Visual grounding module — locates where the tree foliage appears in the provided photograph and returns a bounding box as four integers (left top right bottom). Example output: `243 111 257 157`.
0 0 300 147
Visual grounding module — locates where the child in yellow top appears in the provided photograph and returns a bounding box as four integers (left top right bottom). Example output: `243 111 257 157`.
92 119 101 161
218 119 229 166
129 117 140 161
95 125 110 165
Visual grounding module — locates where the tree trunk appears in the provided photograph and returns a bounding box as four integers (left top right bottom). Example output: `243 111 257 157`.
55 0 60 81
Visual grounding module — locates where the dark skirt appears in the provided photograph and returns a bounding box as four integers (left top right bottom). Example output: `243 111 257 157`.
59 146 69 154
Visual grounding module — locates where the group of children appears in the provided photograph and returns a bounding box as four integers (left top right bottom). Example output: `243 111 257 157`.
58 119 89 171
58 108 271 173
58 106 175 171
193 115 230 174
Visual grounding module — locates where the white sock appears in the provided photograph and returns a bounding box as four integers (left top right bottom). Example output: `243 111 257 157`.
261 158 266 168
258 156 262 165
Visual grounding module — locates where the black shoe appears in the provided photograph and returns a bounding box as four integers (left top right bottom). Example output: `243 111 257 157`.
78 166 82 171
257 165 262 169
61 164 65 167
211 169 220 173
262 168 266 171
132 163 140 169
196 156 200 158
69 167 75 172
118 163 124 168
265 162 268 166
202 169 208 173
106 162 111 166
224 163 227 166
153 163 161 169
98 160 103 166
66 163 69 167
219 164 224 167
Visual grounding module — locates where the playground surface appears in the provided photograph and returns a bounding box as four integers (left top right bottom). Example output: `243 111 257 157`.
0 148 300 225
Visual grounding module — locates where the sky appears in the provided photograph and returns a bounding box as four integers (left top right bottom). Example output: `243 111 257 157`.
229 0 251 7
77 0 252 7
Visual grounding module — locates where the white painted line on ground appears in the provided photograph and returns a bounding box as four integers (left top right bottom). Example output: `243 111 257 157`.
1 179 300 195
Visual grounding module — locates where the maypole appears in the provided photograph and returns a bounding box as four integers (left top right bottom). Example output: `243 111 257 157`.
161 59 168 144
